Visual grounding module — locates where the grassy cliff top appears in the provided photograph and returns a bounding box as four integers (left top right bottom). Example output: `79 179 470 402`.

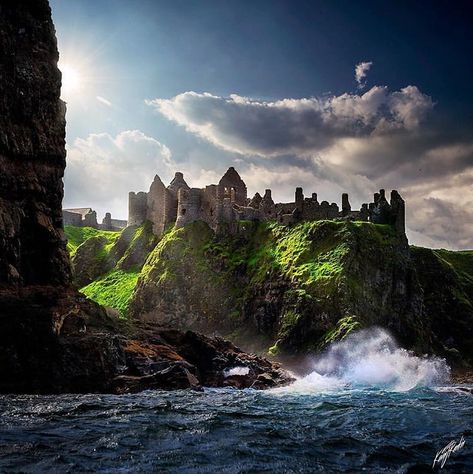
65 223 157 317
65 220 473 364
64 225 120 256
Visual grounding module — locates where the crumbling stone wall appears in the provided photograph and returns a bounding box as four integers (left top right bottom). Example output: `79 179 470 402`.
128 166 406 240
128 191 147 226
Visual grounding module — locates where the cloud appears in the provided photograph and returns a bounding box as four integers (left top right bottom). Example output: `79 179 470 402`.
64 130 172 220
147 86 433 157
355 61 373 89
145 83 473 249
96 95 113 107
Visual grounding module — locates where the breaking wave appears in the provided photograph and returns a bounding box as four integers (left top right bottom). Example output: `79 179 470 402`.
275 327 450 393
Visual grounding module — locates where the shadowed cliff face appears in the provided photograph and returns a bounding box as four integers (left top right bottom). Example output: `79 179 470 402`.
128 221 430 356
70 217 473 368
0 0 70 287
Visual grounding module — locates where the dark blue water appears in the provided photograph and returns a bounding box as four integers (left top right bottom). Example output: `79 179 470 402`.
0 386 472 473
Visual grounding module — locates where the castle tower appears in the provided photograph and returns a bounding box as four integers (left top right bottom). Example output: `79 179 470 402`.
260 189 275 218
342 193 351 216
217 167 247 206
165 172 190 226
390 190 406 235
128 191 148 226
295 187 304 212
175 187 202 228
102 212 112 230
146 175 171 235
371 188 391 225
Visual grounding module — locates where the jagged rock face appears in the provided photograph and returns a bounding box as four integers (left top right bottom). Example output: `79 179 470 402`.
129 220 434 358
0 286 293 393
0 0 70 287
411 247 473 365
129 222 238 334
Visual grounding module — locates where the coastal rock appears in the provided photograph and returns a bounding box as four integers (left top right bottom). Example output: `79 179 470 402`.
129 220 431 358
0 0 70 288
0 286 293 394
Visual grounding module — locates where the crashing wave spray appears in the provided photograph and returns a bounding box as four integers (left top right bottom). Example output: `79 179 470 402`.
275 327 450 393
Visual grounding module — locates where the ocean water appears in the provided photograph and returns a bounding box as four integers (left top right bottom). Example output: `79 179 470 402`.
0 329 472 473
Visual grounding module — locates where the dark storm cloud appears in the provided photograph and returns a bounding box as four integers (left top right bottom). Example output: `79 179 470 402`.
148 84 473 249
147 86 433 157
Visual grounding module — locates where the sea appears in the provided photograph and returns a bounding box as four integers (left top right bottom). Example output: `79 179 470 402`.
0 329 472 473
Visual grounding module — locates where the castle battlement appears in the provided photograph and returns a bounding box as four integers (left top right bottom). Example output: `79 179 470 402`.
128 167 405 237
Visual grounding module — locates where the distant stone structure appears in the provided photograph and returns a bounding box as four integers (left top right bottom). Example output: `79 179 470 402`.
63 208 127 231
128 167 406 237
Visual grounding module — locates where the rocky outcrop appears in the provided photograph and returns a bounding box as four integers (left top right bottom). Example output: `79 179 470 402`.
0 286 292 394
113 326 292 394
126 219 472 366
411 247 473 367
129 221 238 332
70 221 158 288
0 0 70 288
0 0 292 394
129 220 432 357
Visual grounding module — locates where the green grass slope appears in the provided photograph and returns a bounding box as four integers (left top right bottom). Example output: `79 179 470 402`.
64 222 157 317
64 225 119 256
80 269 140 316
130 220 426 355
65 220 473 364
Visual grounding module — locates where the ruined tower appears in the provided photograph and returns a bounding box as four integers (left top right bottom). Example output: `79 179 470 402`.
127 167 406 240
217 167 247 206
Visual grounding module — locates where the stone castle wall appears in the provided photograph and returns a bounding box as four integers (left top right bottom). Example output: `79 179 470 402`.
128 166 406 238
63 208 127 231
128 191 147 226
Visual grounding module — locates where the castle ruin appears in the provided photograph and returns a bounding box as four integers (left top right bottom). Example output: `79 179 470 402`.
128 167 406 237
63 208 127 231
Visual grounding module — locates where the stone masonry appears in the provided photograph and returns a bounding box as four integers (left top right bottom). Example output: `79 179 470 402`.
128 167 406 237
63 208 127 231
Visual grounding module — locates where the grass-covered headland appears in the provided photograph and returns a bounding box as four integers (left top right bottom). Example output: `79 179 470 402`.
65 220 473 366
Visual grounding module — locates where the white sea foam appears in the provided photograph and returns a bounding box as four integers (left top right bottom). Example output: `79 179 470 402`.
224 366 250 377
274 327 450 394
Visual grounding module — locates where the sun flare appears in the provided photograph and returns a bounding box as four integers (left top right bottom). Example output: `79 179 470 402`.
60 63 82 99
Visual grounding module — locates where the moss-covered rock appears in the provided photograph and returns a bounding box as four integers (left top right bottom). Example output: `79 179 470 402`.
129 220 429 357
70 233 120 287
129 221 238 332
65 222 157 316
66 220 473 365
411 247 473 366
64 225 118 257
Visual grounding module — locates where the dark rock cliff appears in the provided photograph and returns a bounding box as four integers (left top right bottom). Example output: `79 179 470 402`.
129 221 430 355
126 220 473 367
0 0 291 394
0 0 70 287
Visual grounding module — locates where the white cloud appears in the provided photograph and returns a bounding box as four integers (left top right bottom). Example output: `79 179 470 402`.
147 86 433 157
64 130 172 220
96 95 112 107
355 61 373 89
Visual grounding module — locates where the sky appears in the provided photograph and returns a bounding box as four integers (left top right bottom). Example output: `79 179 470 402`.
50 0 473 249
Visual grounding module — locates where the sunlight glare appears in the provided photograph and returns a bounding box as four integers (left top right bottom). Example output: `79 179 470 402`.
60 64 82 99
